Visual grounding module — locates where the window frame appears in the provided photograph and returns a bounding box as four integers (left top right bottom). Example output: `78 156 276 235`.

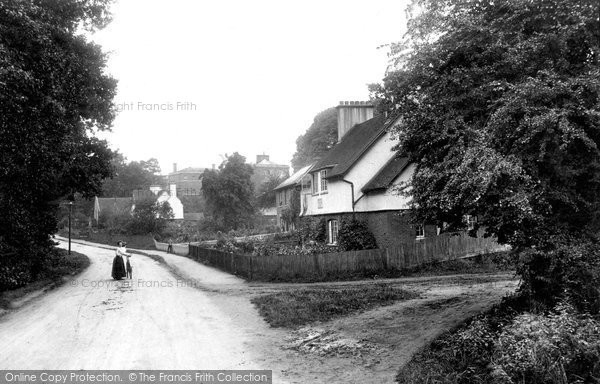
415 223 425 240
327 219 339 245
320 170 328 192
465 215 477 231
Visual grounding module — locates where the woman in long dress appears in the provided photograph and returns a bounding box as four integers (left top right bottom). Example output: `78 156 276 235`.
111 241 127 280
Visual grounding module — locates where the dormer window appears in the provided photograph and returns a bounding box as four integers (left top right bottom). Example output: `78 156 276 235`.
320 170 328 192
312 170 329 194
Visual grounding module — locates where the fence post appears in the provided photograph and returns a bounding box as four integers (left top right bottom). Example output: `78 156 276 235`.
383 248 389 270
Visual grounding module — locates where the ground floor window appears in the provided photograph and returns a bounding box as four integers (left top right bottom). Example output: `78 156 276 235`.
328 219 339 245
415 223 425 239
465 215 477 230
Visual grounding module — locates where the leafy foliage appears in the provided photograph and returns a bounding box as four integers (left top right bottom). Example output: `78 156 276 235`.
493 304 600 384
371 0 600 306
338 218 378 251
371 0 600 249
291 107 338 172
280 188 301 229
126 198 173 235
101 153 162 197
256 174 286 209
201 152 255 230
518 241 600 314
0 0 116 279
297 217 327 244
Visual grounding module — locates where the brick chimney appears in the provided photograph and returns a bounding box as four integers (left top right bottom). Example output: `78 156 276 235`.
173 163 177 173
336 101 374 142
256 154 270 163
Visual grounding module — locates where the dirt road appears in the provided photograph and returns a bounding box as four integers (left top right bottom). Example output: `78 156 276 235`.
0 240 518 383
0 241 286 374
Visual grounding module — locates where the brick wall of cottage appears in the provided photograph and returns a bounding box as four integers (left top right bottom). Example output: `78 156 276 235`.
301 210 438 249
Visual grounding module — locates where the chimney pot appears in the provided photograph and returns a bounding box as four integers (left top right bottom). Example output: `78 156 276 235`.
336 100 375 143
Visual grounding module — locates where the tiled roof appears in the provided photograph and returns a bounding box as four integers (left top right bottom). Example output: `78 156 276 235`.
361 156 410 193
255 159 288 168
170 167 206 175
274 164 314 191
97 197 133 214
311 114 396 178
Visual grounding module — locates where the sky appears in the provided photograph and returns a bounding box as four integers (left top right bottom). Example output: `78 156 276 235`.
92 0 410 174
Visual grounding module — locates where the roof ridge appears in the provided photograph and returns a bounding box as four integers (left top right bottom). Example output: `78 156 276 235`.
340 114 401 176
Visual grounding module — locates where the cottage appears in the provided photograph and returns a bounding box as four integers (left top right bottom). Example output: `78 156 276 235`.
155 184 184 219
300 101 437 248
273 164 313 231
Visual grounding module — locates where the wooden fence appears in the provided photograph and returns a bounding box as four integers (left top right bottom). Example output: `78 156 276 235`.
153 239 189 256
188 234 509 281
194 232 280 247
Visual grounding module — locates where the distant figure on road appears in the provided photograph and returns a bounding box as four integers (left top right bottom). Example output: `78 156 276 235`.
167 239 173 254
111 241 128 280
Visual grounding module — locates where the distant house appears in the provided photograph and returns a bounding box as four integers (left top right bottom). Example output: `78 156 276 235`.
300 101 435 249
273 164 313 231
251 154 290 192
156 184 184 219
167 163 205 197
129 184 185 220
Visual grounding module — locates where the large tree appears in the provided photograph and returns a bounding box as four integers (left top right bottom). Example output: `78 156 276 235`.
291 107 338 171
0 0 116 275
371 0 599 299
101 153 162 197
201 152 255 230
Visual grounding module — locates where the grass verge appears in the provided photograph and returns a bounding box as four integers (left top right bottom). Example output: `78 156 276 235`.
0 247 89 310
396 294 528 384
251 284 419 328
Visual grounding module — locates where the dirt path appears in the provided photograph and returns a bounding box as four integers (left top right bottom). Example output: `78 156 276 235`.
0 239 518 383
0 242 289 379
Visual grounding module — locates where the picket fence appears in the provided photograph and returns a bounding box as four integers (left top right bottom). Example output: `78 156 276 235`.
188 234 509 280
153 239 190 256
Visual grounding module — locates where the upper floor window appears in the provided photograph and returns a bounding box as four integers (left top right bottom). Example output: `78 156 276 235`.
320 170 328 192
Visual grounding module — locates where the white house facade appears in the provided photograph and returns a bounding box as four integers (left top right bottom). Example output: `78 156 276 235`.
299 101 435 248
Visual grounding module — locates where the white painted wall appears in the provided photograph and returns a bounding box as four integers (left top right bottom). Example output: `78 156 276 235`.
345 129 398 200
156 191 184 219
302 181 353 215
355 163 415 212
303 117 407 216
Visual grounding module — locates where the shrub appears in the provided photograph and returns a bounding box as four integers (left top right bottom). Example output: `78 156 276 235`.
297 217 326 244
493 303 600 384
396 294 527 384
518 241 600 315
338 218 378 251
0 260 32 291
126 198 173 235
